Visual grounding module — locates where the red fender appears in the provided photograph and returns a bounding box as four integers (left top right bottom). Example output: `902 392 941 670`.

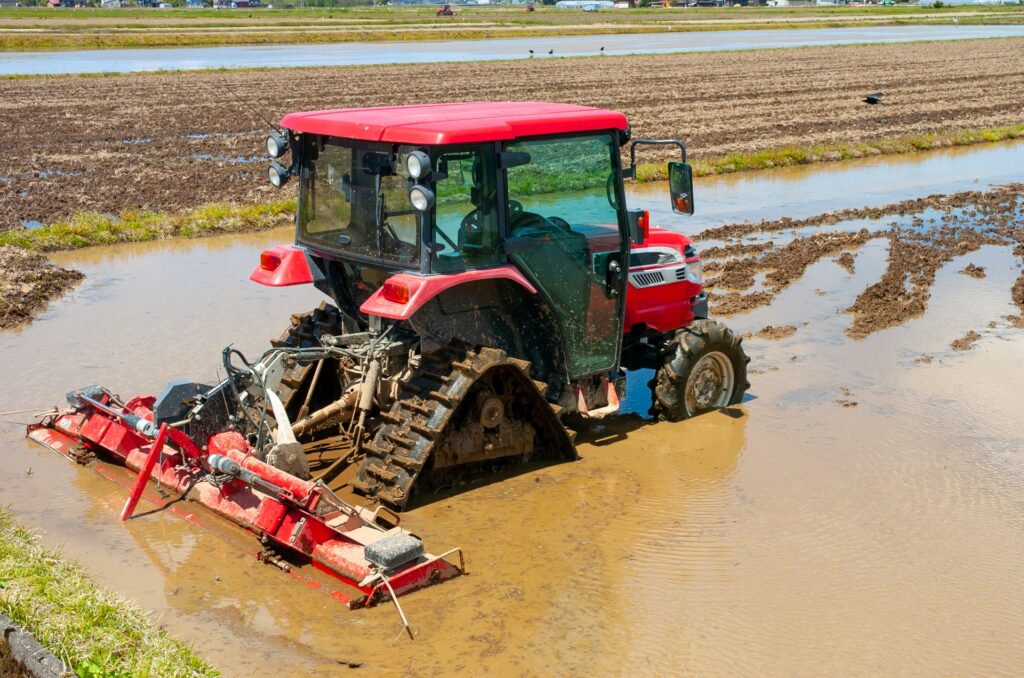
359 267 537 321
250 245 313 287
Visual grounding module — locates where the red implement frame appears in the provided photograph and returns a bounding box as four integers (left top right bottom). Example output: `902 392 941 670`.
27 393 464 608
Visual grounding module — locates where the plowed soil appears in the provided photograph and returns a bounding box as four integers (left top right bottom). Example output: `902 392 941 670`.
2 37 1024 229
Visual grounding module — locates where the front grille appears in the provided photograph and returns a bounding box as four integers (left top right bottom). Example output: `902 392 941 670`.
633 271 665 287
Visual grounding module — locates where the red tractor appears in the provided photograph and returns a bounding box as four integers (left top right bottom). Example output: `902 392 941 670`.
28 102 747 604
257 102 749 506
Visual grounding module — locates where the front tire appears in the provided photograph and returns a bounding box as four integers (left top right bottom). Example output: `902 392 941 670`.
651 320 750 421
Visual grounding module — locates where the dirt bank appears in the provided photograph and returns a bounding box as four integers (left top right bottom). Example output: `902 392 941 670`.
0 246 82 330
2 37 1024 230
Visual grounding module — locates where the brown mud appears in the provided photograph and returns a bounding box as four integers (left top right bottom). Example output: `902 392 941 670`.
753 325 798 340
2 37 1024 229
833 251 856 274
706 229 875 311
951 330 983 351
960 262 987 278
702 183 1024 338
0 246 82 330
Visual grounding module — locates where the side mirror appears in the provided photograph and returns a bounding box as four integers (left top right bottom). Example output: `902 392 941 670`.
627 209 649 245
669 161 694 215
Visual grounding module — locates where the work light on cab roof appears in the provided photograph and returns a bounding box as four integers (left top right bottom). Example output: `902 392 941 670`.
29 102 749 616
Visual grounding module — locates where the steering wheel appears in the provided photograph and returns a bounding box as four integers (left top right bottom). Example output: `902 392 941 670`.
462 200 524 231
509 199 524 222
548 216 573 233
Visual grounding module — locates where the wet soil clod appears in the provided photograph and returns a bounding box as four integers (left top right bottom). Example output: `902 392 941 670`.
0 246 83 330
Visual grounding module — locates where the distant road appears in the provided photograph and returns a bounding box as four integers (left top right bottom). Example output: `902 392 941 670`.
2 24 1024 76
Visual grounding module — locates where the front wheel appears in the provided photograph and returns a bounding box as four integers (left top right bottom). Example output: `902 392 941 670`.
651 320 750 421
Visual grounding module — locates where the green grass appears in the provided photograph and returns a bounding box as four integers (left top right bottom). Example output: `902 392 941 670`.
0 507 218 677
0 199 295 252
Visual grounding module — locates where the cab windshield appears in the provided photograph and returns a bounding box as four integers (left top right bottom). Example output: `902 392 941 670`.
299 140 419 266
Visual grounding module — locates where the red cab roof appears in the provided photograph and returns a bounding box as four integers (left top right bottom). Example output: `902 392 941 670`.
280 102 629 145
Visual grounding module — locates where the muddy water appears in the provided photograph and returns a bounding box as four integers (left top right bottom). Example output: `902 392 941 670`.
3 24 1024 76
2 146 1024 675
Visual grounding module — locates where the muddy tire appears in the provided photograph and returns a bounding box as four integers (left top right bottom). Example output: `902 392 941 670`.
651 319 750 421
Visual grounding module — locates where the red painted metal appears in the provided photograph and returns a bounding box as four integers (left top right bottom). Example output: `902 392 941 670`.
27 398 464 606
624 227 703 333
249 245 314 287
119 422 168 522
359 266 537 320
280 102 629 146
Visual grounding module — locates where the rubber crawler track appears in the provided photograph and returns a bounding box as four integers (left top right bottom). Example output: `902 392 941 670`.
353 346 576 510
271 302 344 411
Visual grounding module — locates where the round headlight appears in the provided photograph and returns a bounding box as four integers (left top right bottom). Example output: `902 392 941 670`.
268 162 289 188
406 151 431 179
266 131 288 159
409 184 435 211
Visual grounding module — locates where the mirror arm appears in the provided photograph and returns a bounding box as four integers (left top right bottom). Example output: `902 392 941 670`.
627 138 688 179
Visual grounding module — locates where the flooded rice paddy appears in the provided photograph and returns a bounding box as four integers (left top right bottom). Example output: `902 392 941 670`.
1 143 1023 675
3 24 1024 76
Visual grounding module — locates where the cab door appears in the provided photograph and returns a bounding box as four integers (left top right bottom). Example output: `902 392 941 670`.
502 133 627 378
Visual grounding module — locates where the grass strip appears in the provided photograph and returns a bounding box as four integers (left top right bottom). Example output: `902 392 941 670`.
0 507 218 677
636 123 1024 181
0 200 295 252
2 124 1021 253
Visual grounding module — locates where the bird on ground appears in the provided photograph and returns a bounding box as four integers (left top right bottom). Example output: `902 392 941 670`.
548 49 554 55
600 46 605 54
863 92 884 105
953 17 959 24
529 49 534 57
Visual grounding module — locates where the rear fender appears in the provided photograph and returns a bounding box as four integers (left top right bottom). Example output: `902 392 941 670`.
250 245 315 287
358 267 537 321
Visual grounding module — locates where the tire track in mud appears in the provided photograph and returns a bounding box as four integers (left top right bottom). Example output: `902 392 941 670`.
700 183 1024 338
2 37 1024 228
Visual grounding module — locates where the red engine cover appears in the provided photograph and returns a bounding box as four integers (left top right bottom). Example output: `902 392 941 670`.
624 227 702 334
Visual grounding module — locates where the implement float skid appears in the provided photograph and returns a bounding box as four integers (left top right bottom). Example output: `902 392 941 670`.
26 390 464 609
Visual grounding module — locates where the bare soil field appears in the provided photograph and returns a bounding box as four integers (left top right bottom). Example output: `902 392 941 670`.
1 37 1023 232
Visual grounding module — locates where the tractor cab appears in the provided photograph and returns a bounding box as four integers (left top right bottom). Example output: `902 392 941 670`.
259 103 698 385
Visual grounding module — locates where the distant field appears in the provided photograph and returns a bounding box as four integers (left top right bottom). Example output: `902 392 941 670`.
1 36 1022 231
1 4 1022 50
